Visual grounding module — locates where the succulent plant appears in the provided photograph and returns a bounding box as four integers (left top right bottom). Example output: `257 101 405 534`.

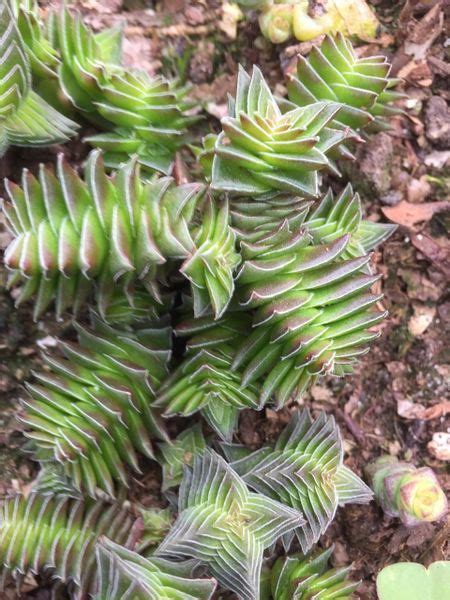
366 456 448 527
223 410 372 552
232 224 386 407
259 4 294 44
0 8 405 597
180 196 241 319
22 314 172 497
0 493 141 598
285 34 404 132
158 424 207 491
156 312 260 440
268 546 360 599
95 538 217 599
0 2 78 156
2 151 238 320
8 2 196 172
211 65 357 198
304 184 397 256
57 4 196 172
156 449 305 600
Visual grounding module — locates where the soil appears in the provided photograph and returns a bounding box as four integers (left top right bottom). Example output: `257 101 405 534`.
0 0 448 599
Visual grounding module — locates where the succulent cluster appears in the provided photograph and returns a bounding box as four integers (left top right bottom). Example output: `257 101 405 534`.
1 6 439 600
3 151 239 320
7 1 196 172
284 33 405 133
0 493 141 597
366 455 448 527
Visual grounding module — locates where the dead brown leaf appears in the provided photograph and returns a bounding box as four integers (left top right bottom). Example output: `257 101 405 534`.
382 200 450 228
397 399 429 419
398 399 450 420
404 3 444 60
422 402 450 419
411 233 450 277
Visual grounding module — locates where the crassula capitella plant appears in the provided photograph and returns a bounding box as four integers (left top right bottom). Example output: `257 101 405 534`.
0 4 410 598
8 0 197 173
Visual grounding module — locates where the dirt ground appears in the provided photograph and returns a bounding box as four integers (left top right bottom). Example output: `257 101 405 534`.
0 0 448 598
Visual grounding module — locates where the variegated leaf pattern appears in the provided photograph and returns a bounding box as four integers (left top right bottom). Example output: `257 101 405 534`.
268 546 360 599
157 424 207 492
2 150 238 320
0 1 77 156
156 313 260 440
223 410 372 553
285 33 404 132
156 449 305 600
231 194 314 244
0 493 141 598
95 538 216 600
232 222 387 407
211 65 358 198
21 314 172 498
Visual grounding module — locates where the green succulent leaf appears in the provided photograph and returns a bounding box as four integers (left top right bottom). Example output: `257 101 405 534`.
156 449 305 600
286 34 405 132
95 538 217 599
223 409 372 553
211 65 357 198
22 313 172 498
0 2 78 156
269 546 360 599
0 493 141 598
